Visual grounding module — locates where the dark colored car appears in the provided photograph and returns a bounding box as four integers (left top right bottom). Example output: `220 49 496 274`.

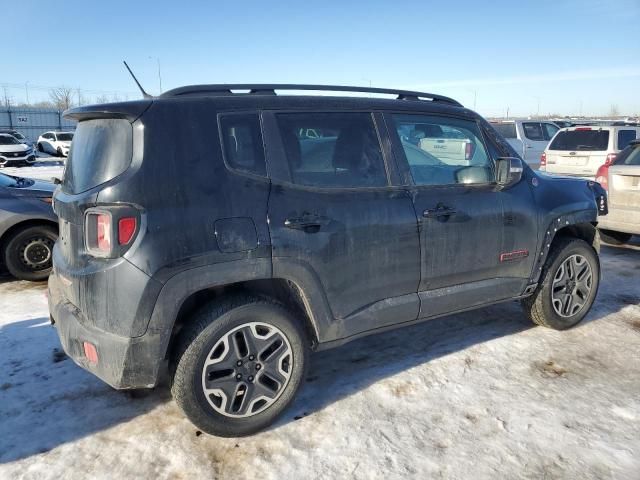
48 84 608 437
1 173 57 280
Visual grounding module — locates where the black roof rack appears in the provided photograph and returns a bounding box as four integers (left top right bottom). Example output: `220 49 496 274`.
160 84 463 107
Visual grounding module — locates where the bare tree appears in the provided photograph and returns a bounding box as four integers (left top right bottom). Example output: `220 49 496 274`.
49 87 75 111
609 104 620 117
95 94 110 104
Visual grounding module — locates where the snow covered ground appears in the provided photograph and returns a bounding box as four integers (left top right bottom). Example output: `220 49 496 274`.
1 154 64 181
0 241 639 480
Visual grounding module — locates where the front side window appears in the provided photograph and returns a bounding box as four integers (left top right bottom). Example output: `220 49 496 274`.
57 133 73 141
392 114 493 186
617 130 637 150
275 112 387 188
523 122 544 141
219 114 266 176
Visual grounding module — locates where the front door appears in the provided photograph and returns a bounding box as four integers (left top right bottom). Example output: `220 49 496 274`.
387 113 523 319
263 111 421 339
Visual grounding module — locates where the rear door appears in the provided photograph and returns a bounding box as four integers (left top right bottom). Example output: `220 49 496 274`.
544 127 610 177
520 122 551 167
263 111 421 337
386 113 527 319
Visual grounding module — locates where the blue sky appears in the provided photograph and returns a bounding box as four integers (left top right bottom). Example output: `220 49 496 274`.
4 0 640 116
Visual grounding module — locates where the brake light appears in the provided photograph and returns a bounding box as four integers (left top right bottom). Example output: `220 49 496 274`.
85 209 138 257
595 163 609 191
118 217 137 245
605 153 617 165
575 127 592 131
96 214 111 252
465 142 475 160
540 151 547 168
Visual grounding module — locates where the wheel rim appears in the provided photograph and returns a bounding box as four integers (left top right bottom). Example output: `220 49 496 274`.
201 322 293 418
551 254 593 318
19 237 54 270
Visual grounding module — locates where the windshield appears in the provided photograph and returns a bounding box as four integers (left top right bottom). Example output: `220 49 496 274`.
548 130 609 151
0 136 19 145
57 133 74 141
0 173 17 187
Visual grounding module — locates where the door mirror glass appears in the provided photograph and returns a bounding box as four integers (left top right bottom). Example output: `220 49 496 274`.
496 157 523 187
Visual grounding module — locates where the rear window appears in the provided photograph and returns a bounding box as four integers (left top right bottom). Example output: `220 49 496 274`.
491 123 517 139
617 130 637 150
548 129 609 151
63 119 132 194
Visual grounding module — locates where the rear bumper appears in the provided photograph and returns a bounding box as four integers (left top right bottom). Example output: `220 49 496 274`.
598 207 640 235
48 272 165 389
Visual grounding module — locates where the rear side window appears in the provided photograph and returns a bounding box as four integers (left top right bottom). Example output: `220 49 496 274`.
542 123 559 140
63 119 132 194
617 145 640 165
275 112 387 188
522 122 544 141
219 114 266 176
617 130 637 150
491 123 516 139
548 129 610 151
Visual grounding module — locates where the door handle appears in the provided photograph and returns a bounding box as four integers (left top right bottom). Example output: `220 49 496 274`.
284 214 328 232
423 205 457 218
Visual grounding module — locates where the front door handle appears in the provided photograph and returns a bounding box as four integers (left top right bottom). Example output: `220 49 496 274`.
423 204 457 218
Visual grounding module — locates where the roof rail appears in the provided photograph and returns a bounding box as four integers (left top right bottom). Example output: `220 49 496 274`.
160 84 463 107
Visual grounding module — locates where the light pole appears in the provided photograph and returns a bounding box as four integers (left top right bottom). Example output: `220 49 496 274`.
149 56 162 94
25 82 30 105
533 96 540 117
467 89 477 110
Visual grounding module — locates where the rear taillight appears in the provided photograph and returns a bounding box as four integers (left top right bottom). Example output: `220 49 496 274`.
595 164 609 191
605 153 617 165
575 127 592 131
118 217 137 245
540 151 547 168
96 213 111 252
85 208 138 257
465 142 475 160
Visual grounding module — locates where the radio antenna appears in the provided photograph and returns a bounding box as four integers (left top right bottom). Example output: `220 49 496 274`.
123 61 152 99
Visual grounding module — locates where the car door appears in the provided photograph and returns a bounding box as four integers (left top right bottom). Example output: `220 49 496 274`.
263 111 421 339
520 122 551 167
386 112 528 319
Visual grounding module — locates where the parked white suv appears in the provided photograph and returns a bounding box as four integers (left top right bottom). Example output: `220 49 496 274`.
490 120 560 168
594 140 640 244
37 131 74 157
540 126 640 179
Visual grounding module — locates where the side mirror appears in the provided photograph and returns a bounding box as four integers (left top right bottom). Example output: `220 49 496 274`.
496 157 524 188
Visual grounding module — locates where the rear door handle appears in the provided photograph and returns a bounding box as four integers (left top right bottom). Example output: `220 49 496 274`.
423 205 457 218
284 214 329 231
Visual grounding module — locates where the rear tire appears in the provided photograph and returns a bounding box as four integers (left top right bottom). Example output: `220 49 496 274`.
3 225 57 281
56 146 63 157
171 294 308 437
522 237 599 330
599 229 632 245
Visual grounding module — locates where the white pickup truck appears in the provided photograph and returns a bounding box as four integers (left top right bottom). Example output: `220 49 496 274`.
490 120 560 169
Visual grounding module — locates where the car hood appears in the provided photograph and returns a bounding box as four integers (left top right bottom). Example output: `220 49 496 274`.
8 178 56 197
0 144 29 153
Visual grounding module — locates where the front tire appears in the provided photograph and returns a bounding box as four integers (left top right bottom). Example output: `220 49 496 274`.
522 237 599 330
37 143 44 153
56 146 63 157
599 229 632 245
3 225 57 281
171 295 308 437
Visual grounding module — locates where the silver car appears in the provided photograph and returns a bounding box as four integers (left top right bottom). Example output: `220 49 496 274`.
0 172 57 280
596 140 640 244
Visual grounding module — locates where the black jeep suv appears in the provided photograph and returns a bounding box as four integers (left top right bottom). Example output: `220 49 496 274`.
48 85 607 436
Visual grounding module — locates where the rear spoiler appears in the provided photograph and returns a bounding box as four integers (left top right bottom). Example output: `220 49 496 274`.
63 100 152 123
